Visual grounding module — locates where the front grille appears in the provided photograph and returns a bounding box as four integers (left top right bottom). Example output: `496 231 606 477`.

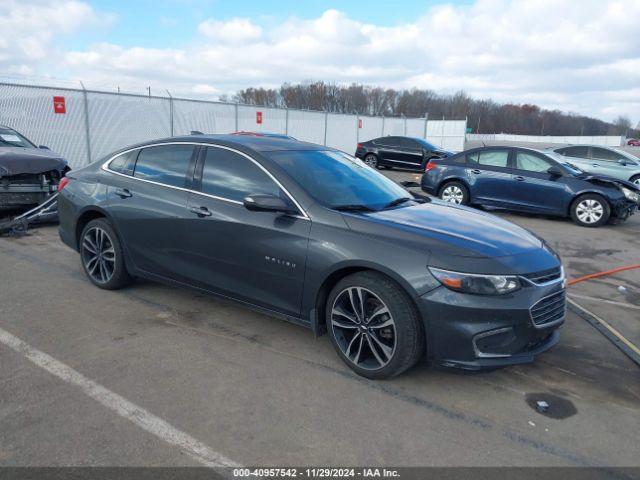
523 267 562 285
530 290 566 327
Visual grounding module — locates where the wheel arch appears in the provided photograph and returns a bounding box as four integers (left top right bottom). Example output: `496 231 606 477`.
436 177 471 197
74 207 113 250
567 190 612 216
312 262 424 341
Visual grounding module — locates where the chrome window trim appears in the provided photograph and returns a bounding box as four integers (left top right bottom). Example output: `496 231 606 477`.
101 141 310 220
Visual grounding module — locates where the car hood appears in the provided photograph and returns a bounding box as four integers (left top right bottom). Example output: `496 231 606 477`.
343 200 543 259
576 172 640 191
0 147 68 177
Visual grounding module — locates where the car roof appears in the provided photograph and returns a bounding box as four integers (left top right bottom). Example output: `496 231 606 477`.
128 134 331 154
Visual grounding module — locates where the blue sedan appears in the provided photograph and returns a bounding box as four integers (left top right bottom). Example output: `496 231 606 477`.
421 146 640 227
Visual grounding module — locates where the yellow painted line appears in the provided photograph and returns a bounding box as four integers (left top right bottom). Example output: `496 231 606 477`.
568 298 640 357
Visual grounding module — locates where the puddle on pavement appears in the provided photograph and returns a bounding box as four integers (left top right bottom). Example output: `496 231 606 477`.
525 392 578 419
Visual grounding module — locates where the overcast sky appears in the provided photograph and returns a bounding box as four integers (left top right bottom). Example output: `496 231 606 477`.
1 0 638 124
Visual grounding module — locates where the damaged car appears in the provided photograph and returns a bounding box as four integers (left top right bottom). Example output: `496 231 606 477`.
421 146 640 227
0 126 69 214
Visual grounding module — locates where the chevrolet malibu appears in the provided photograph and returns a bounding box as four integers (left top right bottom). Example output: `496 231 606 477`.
58 135 566 379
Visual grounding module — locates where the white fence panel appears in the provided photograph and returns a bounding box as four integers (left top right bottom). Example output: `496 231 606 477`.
357 116 383 143
0 84 88 168
326 114 358 153
406 118 426 138
237 105 287 134
173 100 236 135
468 133 623 147
287 110 325 145
383 118 405 136
427 120 466 152
0 81 468 166
87 92 171 162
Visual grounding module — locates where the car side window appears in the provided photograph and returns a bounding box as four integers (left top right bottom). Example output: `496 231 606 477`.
469 150 509 168
133 144 195 187
109 150 138 175
592 147 625 162
399 138 419 149
560 146 589 158
375 136 399 147
516 151 553 173
200 147 282 202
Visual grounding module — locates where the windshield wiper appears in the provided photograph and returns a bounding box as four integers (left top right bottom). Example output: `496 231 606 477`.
331 204 376 212
383 197 413 209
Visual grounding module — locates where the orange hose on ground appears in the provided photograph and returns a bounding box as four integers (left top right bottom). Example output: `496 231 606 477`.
567 264 640 286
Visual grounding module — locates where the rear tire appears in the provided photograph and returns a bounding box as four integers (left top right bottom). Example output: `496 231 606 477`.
570 194 610 227
326 271 424 379
630 174 640 186
80 218 133 289
363 154 378 169
438 181 469 205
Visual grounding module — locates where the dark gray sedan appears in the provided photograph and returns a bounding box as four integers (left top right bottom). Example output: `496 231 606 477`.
58 135 565 379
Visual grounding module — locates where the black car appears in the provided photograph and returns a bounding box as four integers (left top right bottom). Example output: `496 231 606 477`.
58 135 565 379
355 136 452 170
0 125 69 212
421 146 640 227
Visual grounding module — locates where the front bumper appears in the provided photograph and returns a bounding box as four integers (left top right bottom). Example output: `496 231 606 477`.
417 279 565 370
611 199 638 220
0 183 58 210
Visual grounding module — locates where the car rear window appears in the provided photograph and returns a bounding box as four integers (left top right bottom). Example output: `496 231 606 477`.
468 150 509 168
109 150 138 175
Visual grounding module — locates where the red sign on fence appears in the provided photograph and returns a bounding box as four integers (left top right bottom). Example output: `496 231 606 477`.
53 96 66 114
256 111 263 124
358 119 362 129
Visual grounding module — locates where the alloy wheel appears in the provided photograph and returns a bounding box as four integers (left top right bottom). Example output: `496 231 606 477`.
364 155 378 168
633 177 640 186
81 226 116 284
575 199 604 224
441 185 464 204
330 287 397 370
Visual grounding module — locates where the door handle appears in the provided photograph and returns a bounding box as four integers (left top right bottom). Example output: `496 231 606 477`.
114 188 132 198
470 169 481 174
189 206 212 217
591 164 599 167
514 176 525 181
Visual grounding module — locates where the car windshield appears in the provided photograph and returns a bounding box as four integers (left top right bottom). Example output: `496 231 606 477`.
561 162 583 175
0 128 35 148
611 147 639 162
267 150 411 211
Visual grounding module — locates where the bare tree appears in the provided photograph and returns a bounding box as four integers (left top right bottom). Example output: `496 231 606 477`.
231 82 639 137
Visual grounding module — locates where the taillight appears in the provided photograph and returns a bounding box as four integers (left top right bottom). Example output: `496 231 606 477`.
356 143 362 149
425 161 437 172
57 177 70 192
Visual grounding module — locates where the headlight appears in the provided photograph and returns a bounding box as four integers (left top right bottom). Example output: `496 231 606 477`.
429 267 521 295
620 187 639 202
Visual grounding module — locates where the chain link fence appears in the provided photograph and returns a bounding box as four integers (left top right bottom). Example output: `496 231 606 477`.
0 82 467 168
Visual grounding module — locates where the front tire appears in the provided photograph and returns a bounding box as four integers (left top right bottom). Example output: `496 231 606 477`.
80 218 133 289
570 194 610 227
438 181 469 205
326 271 424 379
630 174 640 186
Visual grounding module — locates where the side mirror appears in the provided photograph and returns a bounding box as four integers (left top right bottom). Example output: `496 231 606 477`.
39 145 50 150
243 194 297 215
547 166 563 177
617 159 628 166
